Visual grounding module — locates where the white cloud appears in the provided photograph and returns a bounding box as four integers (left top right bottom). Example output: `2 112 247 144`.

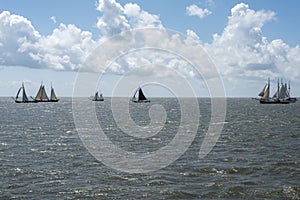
186 4 212 19
0 11 41 67
205 3 300 82
96 0 130 36
50 16 57 23
0 1 300 91
96 0 162 36
0 11 96 70
26 23 96 70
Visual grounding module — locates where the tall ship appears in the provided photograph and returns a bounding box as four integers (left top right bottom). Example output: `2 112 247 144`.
33 82 59 102
131 87 150 103
13 83 37 103
258 78 297 104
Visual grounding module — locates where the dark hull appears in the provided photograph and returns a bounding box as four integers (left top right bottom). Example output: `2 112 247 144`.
35 99 59 102
259 99 290 104
15 100 38 103
92 99 104 101
132 100 151 103
90 97 104 101
287 98 297 103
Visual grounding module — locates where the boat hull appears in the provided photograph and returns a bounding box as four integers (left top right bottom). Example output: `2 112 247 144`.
132 99 151 103
14 100 38 103
35 99 59 102
92 99 104 101
259 99 290 104
287 97 297 103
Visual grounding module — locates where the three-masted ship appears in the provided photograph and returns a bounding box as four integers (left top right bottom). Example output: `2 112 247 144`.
258 78 297 104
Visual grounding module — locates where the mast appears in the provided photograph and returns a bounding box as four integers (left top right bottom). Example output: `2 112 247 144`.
276 79 280 100
287 81 291 98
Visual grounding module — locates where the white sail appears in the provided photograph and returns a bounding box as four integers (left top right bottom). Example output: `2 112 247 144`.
261 83 270 100
258 84 267 97
273 82 289 99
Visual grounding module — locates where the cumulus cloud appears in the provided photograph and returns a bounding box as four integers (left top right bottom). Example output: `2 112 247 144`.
0 11 96 70
0 0 299 87
0 11 41 67
205 3 300 81
26 23 96 70
186 4 212 19
96 0 162 36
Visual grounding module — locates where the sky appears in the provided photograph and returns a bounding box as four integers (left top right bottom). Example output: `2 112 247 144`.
0 0 300 97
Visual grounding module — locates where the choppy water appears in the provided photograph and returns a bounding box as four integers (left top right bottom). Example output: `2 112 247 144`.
1 97 299 199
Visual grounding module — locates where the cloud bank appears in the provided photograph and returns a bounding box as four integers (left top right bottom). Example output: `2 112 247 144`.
0 1 299 83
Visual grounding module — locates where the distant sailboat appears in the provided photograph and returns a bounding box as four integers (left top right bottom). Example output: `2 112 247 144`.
13 83 37 103
90 91 104 101
258 78 295 104
131 87 150 103
33 82 59 102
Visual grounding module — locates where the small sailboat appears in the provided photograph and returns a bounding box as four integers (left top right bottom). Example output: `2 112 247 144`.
90 91 104 101
131 87 150 103
13 83 37 103
33 82 59 102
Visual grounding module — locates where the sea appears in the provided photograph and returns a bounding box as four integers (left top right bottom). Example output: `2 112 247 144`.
1 97 299 199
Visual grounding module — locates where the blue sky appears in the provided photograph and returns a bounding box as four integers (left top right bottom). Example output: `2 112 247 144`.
1 0 300 97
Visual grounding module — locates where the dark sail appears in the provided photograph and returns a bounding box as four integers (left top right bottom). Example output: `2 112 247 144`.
138 88 147 101
90 91 104 101
13 83 37 103
131 86 150 103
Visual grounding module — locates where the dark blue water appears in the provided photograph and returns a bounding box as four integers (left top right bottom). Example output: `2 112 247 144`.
1 97 299 199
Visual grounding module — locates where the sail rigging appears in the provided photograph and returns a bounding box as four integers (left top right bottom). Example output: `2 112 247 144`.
33 82 59 102
258 83 267 97
13 83 36 103
131 87 150 103
258 78 297 104
35 84 49 102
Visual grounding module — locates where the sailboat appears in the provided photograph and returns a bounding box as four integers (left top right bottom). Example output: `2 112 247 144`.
90 91 104 101
33 82 59 102
131 87 150 103
13 83 37 103
258 79 291 104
